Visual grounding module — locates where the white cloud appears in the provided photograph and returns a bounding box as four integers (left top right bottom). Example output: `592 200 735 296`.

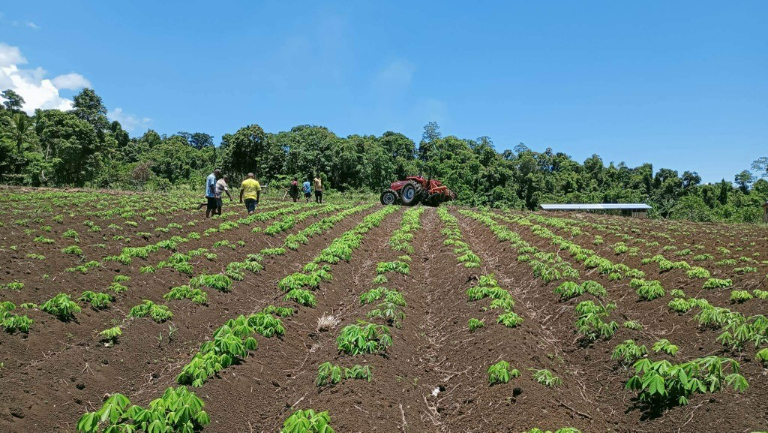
108 108 151 133
0 42 90 114
0 43 26 67
25 21 40 30
52 73 91 90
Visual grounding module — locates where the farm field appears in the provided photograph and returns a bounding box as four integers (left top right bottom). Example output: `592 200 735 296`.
0 190 767 433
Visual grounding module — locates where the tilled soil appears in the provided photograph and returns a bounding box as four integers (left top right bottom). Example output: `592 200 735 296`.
1 201 767 433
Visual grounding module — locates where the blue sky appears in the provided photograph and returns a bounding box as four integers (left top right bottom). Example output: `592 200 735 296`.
1 1 766 183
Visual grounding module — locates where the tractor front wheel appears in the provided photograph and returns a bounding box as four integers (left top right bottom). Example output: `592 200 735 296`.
380 189 398 205
400 181 422 206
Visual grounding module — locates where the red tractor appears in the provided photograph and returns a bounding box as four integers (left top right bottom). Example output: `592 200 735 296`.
380 176 456 207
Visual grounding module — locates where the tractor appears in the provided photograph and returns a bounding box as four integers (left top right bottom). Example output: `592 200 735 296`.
380 176 456 207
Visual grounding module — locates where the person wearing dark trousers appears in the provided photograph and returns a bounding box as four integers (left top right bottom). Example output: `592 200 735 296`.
313 176 323 204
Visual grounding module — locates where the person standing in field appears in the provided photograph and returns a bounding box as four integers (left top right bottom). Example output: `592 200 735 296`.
289 178 299 202
215 174 233 215
302 179 312 203
202 169 221 218
239 173 261 215
313 175 323 204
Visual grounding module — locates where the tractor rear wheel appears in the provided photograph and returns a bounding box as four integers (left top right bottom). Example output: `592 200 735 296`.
380 189 398 205
400 180 422 206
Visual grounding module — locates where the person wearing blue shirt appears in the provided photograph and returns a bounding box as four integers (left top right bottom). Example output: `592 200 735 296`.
204 169 221 218
302 180 312 203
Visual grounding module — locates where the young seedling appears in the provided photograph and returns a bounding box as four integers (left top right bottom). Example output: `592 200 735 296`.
487 360 520 385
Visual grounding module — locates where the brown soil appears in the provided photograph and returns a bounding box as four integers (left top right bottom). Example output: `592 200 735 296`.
1 200 767 433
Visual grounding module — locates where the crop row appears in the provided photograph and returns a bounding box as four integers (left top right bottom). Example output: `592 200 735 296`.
466 210 754 414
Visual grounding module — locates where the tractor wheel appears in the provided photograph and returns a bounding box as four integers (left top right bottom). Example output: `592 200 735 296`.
380 189 398 206
400 181 422 206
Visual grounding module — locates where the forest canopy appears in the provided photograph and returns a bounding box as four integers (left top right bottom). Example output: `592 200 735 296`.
1 88 767 223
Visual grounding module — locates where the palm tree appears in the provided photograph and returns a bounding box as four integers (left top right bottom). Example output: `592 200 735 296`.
9 112 30 153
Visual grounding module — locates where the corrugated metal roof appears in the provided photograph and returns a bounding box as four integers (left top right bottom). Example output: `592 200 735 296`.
540 203 652 210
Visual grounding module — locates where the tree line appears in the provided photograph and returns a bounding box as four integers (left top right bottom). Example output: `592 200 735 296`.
1 88 767 223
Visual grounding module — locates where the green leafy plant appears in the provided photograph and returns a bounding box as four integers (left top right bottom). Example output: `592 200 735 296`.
76 387 210 433
316 362 343 386
623 320 643 330
284 289 316 307
530 368 562 387
756 348 768 366
1 281 24 291
703 278 733 289
41 293 81 321
336 321 392 355
129 300 173 323
165 285 208 305
625 356 748 407
280 409 334 433
344 364 372 382
575 300 618 342
652 339 679 356
79 291 113 310
612 340 648 365
367 301 405 328
487 360 520 385
99 326 122 344
730 290 753 303
61 245 83 255
468 318 485 332
636 280 665 301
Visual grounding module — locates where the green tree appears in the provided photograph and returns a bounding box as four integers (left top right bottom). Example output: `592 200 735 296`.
220 124 267 179
734 170 754 193
1 90 25 111
72 88 109 132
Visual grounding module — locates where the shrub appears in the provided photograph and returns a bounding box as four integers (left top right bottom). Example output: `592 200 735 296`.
487 360 520 385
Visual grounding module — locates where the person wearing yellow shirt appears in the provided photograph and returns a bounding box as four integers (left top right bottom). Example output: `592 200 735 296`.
239 173 261 215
